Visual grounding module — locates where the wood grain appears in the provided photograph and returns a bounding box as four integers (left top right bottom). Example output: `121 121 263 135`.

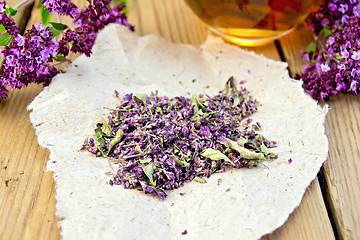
0 0 338 239
0 84 60 240
280 24 360 240
323 93 360 240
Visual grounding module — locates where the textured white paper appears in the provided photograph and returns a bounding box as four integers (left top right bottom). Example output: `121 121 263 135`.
28 24 328 240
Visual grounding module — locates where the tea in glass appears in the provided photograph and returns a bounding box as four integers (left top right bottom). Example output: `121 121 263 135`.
185 0 318 46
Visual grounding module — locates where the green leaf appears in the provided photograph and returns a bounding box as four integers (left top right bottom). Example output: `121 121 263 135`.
108 129 124 153
173 143 181 154
203 110 218 117
158 137 164 148
41 5 52 26
191 94 207 112
201 148 234 166
227 139 265 160
113 0 128 13
172 155 190 168
139 158 152 164
260 144 273 156
142 163 156 186
49 22 67 30
95 127 107 156
135 144 143 153
0 25 6 33
233 96 243 106
224 76 234 94
5 6 17 16
191 148 198 161
194 176 206 184
155 106 163 116
319 28 332 37
236 137 248 146
254 136 275 157
49 27 62 37
190 114 198 122
54 54 66 61
134 93 148 100
307 42 315 52
133 95 146 105
0 32 13 46
123 105 131 113
101 122 111 136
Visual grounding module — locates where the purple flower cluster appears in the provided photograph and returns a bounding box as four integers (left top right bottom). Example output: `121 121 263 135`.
42 0 78 18
0 24 59 92
0 0 133 101
82 81 277 199
0 1 20 99
0 2 19 36
50 0 133 57
296 0 360 100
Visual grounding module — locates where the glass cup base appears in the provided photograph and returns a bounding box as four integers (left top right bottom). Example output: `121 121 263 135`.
208 27 296 47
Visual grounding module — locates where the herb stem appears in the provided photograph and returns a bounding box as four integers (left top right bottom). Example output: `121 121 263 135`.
123 152 151 159
14 0 34 10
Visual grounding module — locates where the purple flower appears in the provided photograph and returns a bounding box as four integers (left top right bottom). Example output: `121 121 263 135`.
297 10 360 100
0 1 5 12
0 24 59 90
351 68 360 77
0 84 8 100
14 35 25 46
321 18 330 27
42 0 78 16
0 1 19 36
351 50 360 60
340 48 349 59
339 4 349 13
341 14 349 24
328 3 338 12
59 24 96 57
58 2 133 57
320 63 330 72
327 36 335 45
353 5 360 17
350 80 359 92
337 64 346 70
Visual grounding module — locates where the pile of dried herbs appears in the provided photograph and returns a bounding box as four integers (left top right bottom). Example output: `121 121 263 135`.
82 80 277 199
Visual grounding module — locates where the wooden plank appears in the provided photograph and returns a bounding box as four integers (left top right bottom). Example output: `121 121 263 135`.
279 24 360 239
0 1 334 239
263 180 334 239
323 94 360 240
0 0 71 239
0 84 59 240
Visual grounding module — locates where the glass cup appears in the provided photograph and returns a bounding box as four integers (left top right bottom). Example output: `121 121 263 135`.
184 0 319 46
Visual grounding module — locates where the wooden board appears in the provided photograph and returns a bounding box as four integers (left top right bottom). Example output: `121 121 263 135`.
280 24 360 240
0 0 339 239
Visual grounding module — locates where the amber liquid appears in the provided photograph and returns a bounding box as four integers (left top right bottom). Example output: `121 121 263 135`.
185 0 318 46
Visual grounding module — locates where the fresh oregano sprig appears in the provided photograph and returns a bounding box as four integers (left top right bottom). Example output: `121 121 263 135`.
295 0 360 101
0 0 132 101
